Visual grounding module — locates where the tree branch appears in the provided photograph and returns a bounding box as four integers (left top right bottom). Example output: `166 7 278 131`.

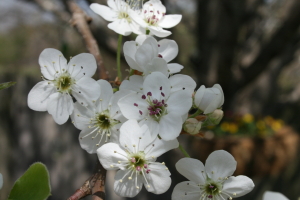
67 160 106 200
67 0 109 80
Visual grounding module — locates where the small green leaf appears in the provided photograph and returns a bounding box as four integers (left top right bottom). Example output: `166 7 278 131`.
8 162 51 200
0 82 16 90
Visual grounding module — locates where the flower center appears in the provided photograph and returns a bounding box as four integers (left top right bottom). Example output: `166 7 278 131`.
55 73 74 93
128 152 150 173
118 11 132 23
147 99 167 118
204 181 222 197
91 110 119 130
143 6 165 26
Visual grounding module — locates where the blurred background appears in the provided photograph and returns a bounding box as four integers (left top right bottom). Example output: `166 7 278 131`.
0 0 300 199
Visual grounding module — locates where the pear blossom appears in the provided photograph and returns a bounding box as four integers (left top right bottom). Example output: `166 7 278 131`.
194 84 224 114
202 109 224 127
0 173 3 189
263 191 289 200
118 72 194 140
172 150 254 200
71 80 126 154
136 0 182 37
97 120 179 197
27 48 100 125
123 35 183 75
90 0 145 36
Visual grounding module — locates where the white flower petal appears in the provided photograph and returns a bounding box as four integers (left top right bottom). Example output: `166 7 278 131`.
39 48 67 80
28 81 56 111
97 80 113 110
213 84 224 107
143 36 159 57
108 19 133 36
109 91 128 118
90 3 116 21
97 143 127 170
118 93 148 120
68 53 97 79
148 26 172 38
169 74 196 95
167 90 192 116
158 39 178 62
263 191 289 200
123 41 142 71
119 120 149 152
167 63 183 74
47 93 73 125
135 43 156 68
205 150 237 180
145 137 179 158
194 85 205 106
222 175 255 198
143 58 169 77
172 181 201 200
71 102 93 130
0 173 3 190
144 170 171 194
143 72 171 101
79 128 103 154
176 158 206 184
203 89 222 114
139 118 159 139
158 14 182 28
159 113 183 140
72 77 100 106
136 35 149 45
120 75 144 93
114 170 143 197
107 0 117 10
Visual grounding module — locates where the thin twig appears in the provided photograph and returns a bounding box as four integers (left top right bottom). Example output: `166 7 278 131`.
68 1 109 80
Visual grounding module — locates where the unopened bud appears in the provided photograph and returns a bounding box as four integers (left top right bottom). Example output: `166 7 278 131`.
204 109 224 126
184 118 202 135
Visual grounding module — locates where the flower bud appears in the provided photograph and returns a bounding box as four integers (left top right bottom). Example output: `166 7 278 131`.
194 84 224 114
206 109 224 126
184 118 202 135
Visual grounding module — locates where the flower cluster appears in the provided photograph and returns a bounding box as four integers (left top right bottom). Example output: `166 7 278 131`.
90 0 181 37
27 0 256 199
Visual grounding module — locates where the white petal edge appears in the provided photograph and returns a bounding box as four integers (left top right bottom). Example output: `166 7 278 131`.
172 181 201 200
263 191 289 200
222 175 255 198
175 158 206 184
90 3 116 21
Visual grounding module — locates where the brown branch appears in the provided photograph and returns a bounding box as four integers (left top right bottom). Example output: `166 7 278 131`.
67 160 106 200
68 1 109 80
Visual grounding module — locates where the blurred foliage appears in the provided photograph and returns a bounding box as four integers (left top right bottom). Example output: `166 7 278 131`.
207 113 284 137
0 82 16 90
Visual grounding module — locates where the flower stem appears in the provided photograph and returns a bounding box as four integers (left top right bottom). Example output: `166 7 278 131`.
146 29 150 35
188 109 202 118
117 34 123 81
178 144 190 158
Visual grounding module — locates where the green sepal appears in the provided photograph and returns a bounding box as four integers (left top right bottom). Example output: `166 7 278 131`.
0 82 16 90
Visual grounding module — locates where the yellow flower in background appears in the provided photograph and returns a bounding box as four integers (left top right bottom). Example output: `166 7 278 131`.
243 114 254 123
228 123 238 134
256 120 266 130
220 122 229 132
271 120 284 131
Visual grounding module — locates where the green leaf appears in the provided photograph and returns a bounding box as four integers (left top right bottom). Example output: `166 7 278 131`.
8 162 51 200
0 82 16 90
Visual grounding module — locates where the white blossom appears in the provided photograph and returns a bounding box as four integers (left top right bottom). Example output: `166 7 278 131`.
172 150 254 200
90 0 145 36
27 48 100 125
118 72 195 140
194 84 224 114
0 173 3 190
136 0 182 37
71 80 126 154
123 35 183 75
263 191 289 200
97 120 179 197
